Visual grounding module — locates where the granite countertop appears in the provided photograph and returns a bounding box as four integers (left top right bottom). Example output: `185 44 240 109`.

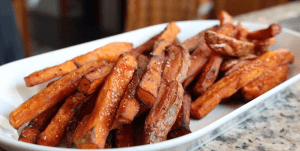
198 1 300 151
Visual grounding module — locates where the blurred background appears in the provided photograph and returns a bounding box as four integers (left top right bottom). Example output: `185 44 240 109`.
1 0 300 65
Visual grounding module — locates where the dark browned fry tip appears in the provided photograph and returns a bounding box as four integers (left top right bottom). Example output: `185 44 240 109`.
269 23 282 37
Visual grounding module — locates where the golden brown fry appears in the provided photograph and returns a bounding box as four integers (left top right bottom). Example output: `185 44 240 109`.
205 31 255 57
24 42 132 87
18 103 60 144
247 23 281 40
193 53 223 96
37 92 87 147
77 63 114 95
143 80 184 144
75 54 137 149
183 43 211 88
241 65 289 101
112 55 149 129
168 92 192 139
182 25 219 52
137 22 180 107
218 10 233 26
190 49 294 119
115 123 135 148
10 59 108 129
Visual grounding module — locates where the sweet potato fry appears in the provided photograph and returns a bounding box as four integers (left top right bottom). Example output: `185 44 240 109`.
37 92 87 146
236 22 249 41
77 63 114 95
205 31 255 57
247 23 281 40
66 93 97 147
181 25 219 52
241 65 289 101
218 10 233 26
163 45 190 83
168 92 192 139
133 34 161 55
193 53 223 96
183 43 211 88
24 42 132 87
137 22 180 107
18 103 60 144
190 49 294 119
112 55 149 129
220 54 257 72
10 59 108 129
115 123 135 148
75 54 137 149
143 80 184 144
252 37 276 55
217 23 238 37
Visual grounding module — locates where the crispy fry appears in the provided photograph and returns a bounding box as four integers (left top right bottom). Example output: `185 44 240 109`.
163 45 190 83
182 25 219 52
77 63 114 95
112 55 149 129
37 92 87 146
205 31 255 57
247 23 281 40
252 37 276 55
75 54 137 149
24 42 132 87
236 22 249 41
168 92 192 139
137 22 180 107
10 59 108 129
193 53 223 96
18 103 60 144
218 10 233 26
143 80 184 144
115 123 135 148
220 54 257 72
133 34 161 55
183 43 211 88
190 49 294 119
241 65 289 101
66 93 97 147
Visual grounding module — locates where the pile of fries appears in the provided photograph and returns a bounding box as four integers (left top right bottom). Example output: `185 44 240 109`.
9 11 294 149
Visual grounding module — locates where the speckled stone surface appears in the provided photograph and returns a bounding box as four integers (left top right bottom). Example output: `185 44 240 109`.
197 81 300 151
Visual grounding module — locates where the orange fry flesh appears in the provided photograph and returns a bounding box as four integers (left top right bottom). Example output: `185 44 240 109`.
10 59 108 129
37 92 87 147
190 49 294 119
75 54 138 149
24 42 132 87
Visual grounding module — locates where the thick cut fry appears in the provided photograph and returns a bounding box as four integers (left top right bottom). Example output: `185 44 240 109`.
247 23 281 40
168 92 192 139
241 65 289 101
75 54 137 149
115 123 135 148
143 80 184 144
193 53 223 96
112 55 149 129
66 93 97 147
181 25 219 52
252 37 276 55
217 23 238 37
24 42 132 87
218 10 233 26
205 31 255 57
163 45 190 83
183 43 211 88
18 103 60 144
133 34 161 55
77 63 114 95
10 59 108 129
37 92 87 146
137 22 180 107
220 54 257 72
190 49 294 119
